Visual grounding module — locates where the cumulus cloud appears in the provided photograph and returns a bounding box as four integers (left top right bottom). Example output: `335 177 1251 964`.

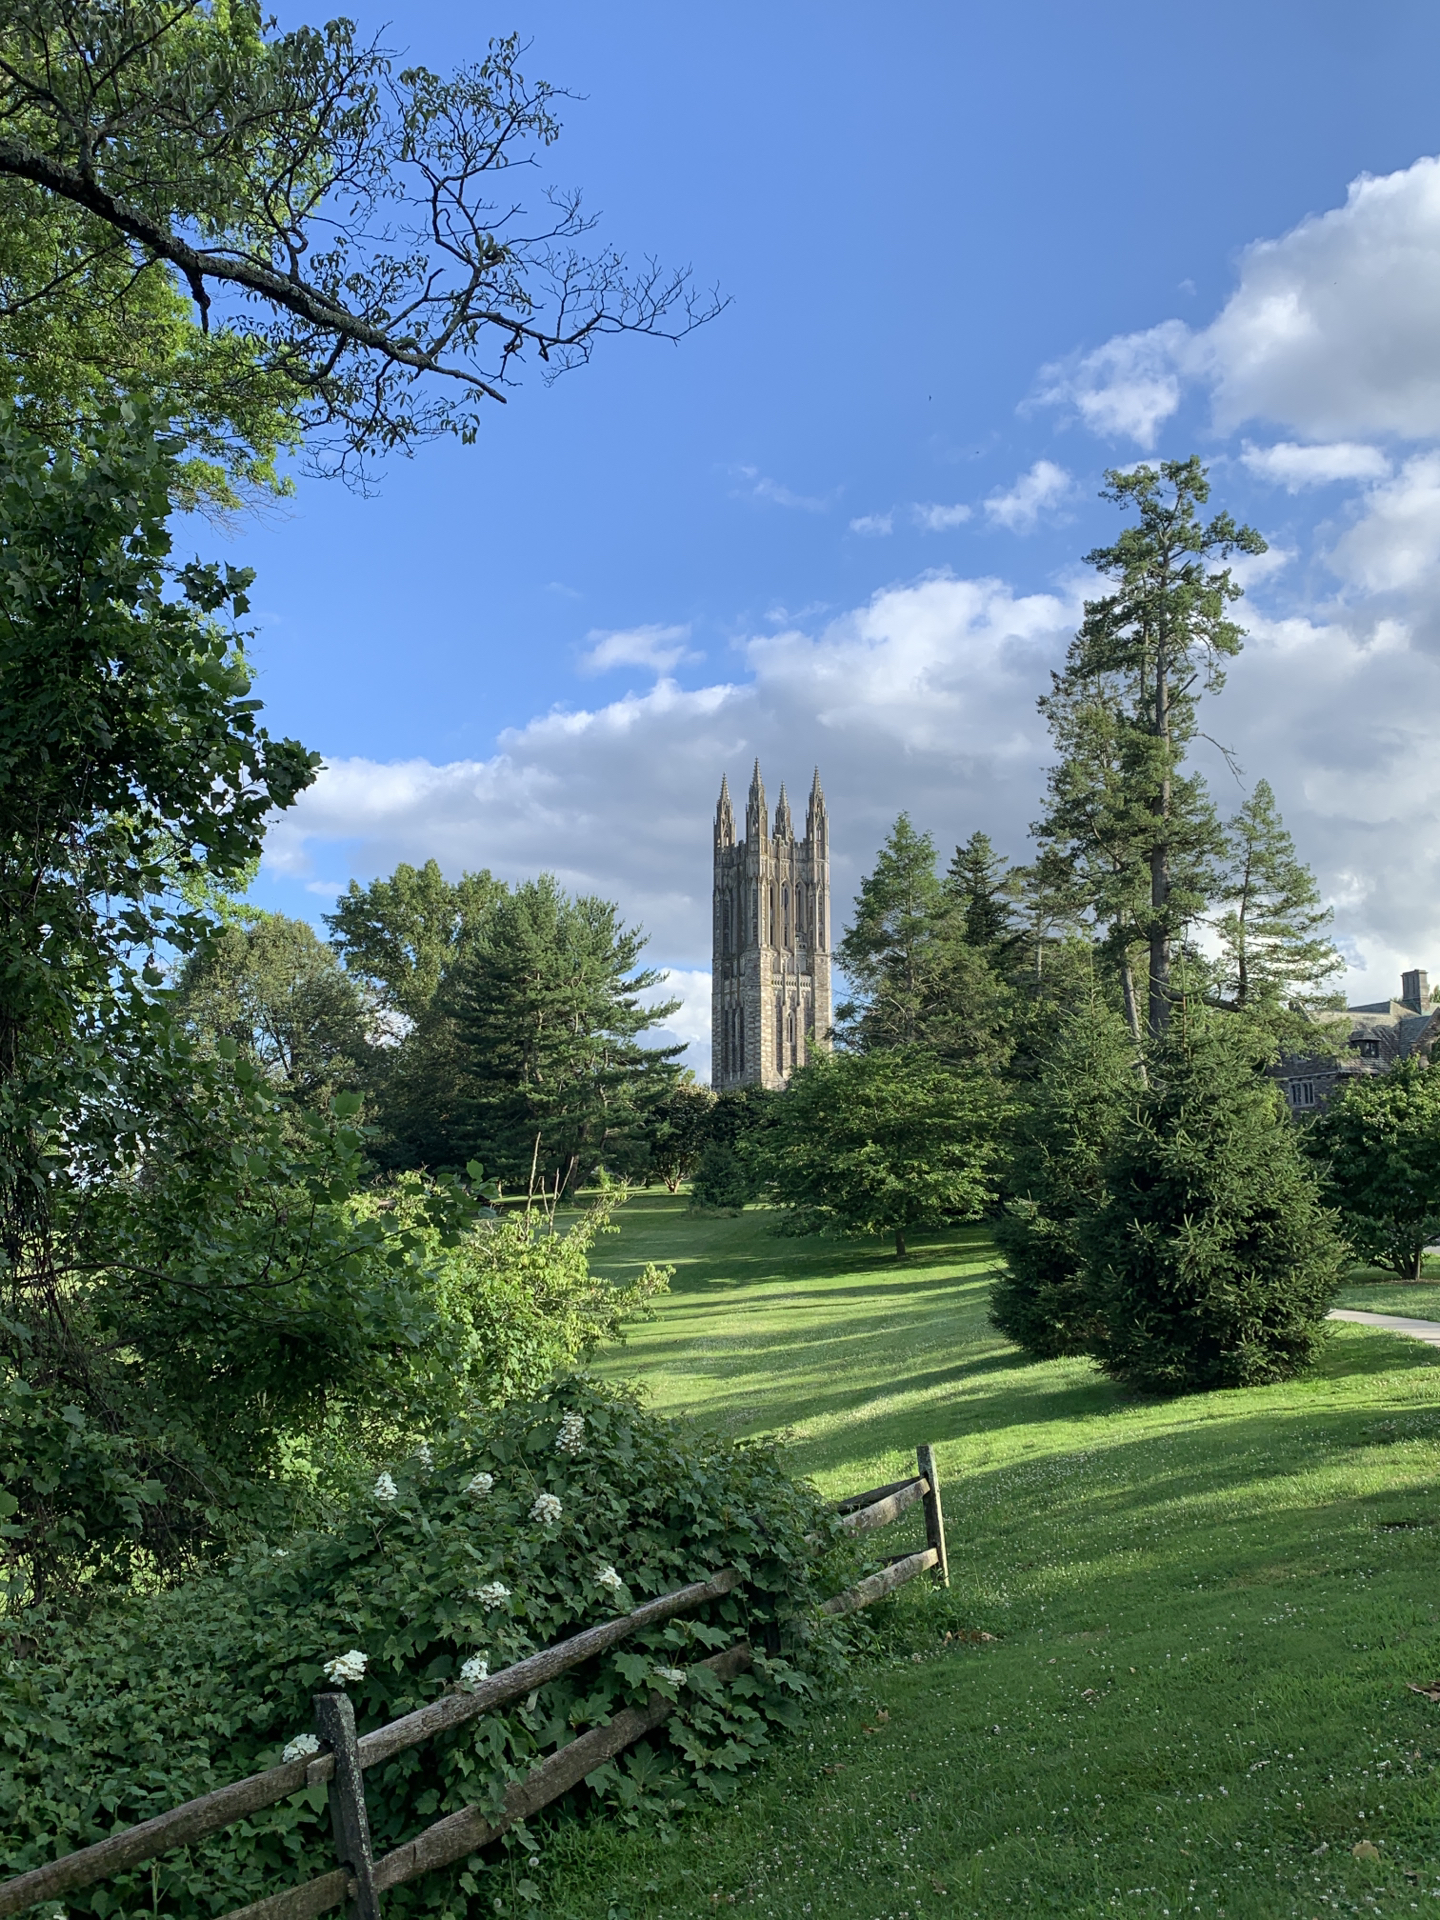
1201 603 1440 1001
265 573 1079 972
1033 321 1193 447
638 967 712 1075
912 502 972 531
849 511 893 535
269 492 1440 1051
984 460 1073 531
1327 454 1440 594
1240 441 1391 490
580 623 697 675
1038 155 1440 447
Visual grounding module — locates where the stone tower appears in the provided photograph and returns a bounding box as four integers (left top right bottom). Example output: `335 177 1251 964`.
711 763 832 1090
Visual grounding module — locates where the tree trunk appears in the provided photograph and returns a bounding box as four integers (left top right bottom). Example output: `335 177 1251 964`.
1117 947 1149 1087
895 1226 906 1258
1149 614 1172 1038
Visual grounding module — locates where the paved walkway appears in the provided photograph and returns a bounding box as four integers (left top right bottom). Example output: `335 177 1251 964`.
1328 1308 1440 1348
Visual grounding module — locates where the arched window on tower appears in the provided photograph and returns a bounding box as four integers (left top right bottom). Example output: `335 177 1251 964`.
738 1007 745 1075
788 1008 796 1060
782 884 789 946
722 896 731 955
775 994 784 1068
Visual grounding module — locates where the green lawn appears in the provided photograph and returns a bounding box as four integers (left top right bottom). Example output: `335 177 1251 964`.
525 1195 1440 1920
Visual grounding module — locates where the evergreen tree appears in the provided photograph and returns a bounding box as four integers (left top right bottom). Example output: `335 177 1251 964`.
946 831 1023 960
991 993 1139 1357
441 876 682 1194
1037 460 1265 1038
1213 781 1342 1012
838 815 1012 1069
1307 1059 1440 1279
837 814 946 1048
1080 1018 1345 1392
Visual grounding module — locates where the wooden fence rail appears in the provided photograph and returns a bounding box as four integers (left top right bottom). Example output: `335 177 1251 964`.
0 1444 948 1920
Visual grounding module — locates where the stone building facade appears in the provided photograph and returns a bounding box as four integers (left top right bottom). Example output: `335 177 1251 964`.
711 763 833 1090
1275 967 1439 1112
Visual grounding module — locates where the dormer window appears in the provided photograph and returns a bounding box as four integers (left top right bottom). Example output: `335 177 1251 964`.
1358 1038 1380 1059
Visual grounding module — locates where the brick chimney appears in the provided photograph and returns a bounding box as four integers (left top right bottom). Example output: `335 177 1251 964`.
1401 968 1431 1011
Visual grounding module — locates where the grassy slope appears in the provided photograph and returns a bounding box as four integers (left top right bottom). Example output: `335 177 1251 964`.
532 1196 1440 1920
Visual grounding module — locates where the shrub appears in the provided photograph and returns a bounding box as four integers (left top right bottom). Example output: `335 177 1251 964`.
0 1379 854 1919
689 1140 751 1211
991 998 1138 1357
1305 1057 1440 1279
1080 1019 1345 1393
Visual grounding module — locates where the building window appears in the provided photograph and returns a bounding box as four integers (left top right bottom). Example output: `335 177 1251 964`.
782 884 789 946
722 896 731 955
1288 1080 1316 1108
737 1008 745 1075
775 995 784 1067
1358 1037 1380 1059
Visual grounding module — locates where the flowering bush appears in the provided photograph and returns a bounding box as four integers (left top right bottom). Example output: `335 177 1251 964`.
0 1378 857 1920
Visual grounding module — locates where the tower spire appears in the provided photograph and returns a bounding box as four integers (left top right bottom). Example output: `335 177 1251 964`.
775 781 793 838
715 772 735 847
746 758 769 841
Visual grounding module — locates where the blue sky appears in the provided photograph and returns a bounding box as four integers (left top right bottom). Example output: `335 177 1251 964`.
237 2 1440 1067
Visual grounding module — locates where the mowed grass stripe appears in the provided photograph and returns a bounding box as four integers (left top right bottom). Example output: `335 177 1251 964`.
520 1194 1440 1920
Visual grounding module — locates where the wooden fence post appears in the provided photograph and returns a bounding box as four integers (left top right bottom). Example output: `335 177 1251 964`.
916 1443 949 1588
313 1693 381 1920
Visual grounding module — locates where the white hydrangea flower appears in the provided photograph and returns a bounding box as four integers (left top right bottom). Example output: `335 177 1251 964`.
595 1565 625 1593
654 1667 687 1688
322 1649 368 1685
372 1472 399 1503
555 1411 586 1455
414 1442 434 1471
530 1492 563 1525
464 1471 494 1499
271 1548 289 1559
459 1653 489 1688
471 1581 511 1610
282 1732 321 1763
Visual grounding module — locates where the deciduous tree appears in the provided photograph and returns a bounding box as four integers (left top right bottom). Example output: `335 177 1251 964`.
1307 1059 1440 1280
0 4 721 493
751 1048 1000 1257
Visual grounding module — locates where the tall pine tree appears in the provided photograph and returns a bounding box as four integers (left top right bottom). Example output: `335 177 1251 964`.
1213 780 1341 1012
1037 459 1265 1038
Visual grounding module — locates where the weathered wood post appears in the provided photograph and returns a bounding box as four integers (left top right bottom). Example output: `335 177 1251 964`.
313 1692 382 1920
916 1443 949 1588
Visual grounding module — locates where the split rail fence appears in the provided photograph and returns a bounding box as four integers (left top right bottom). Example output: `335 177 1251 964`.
0 1443 949 1920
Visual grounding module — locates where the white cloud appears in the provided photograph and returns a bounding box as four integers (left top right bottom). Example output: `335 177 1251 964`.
984 460 1073 531
265 573 1079 978
1039 155 1440 447
849 511 893 535
1206 157 1440 439
1240 441 1391 490
581 623 697 675
732 465 831 511
912 502 972 531
639 967 712 1075
1033 321 1193 447
1328 453 1440 593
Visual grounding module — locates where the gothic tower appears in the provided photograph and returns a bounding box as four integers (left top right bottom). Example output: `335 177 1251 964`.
712 763 832 1090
